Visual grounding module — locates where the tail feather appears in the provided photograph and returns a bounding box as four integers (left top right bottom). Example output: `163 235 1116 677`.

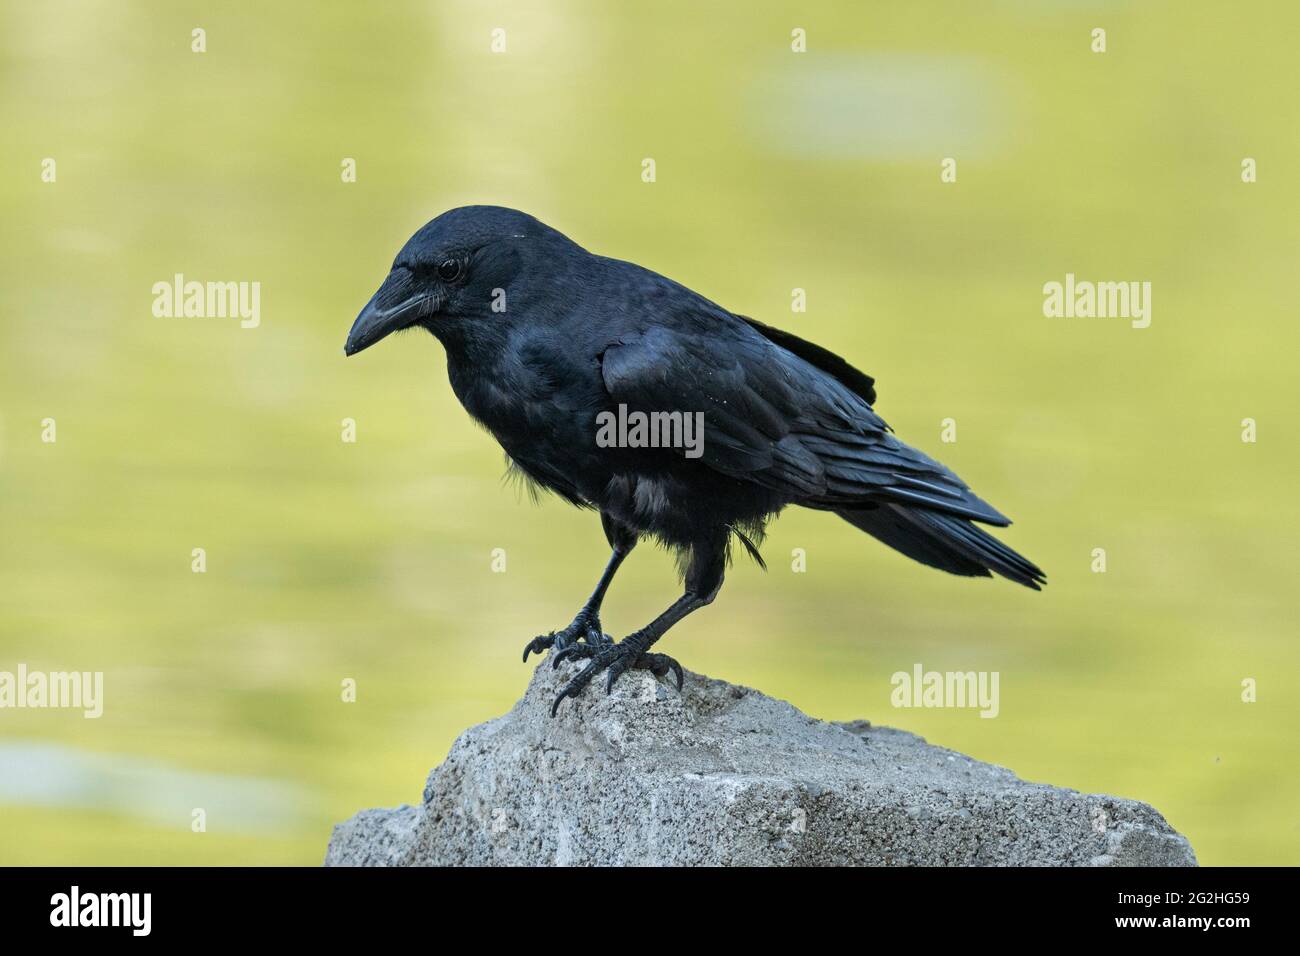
837 503 1046 590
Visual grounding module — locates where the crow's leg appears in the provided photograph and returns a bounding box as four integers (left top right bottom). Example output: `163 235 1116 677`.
522 515 638 662
550 531 727 716
521 548 628 661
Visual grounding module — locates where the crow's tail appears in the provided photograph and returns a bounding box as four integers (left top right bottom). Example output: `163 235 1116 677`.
836 504 1046 590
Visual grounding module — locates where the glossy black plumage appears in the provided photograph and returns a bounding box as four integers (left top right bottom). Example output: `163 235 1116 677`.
346 206 1045 713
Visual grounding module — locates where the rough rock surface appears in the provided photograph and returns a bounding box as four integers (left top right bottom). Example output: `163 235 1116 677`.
326 660 1197 866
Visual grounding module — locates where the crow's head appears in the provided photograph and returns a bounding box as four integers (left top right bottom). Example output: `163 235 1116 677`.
345 205 573 356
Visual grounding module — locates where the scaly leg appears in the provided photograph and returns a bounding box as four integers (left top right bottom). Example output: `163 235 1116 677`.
550 530 727 716
522 515 637 662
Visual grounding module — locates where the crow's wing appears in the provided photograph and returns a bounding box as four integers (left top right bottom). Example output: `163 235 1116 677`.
599 320 1011 525
738 314 876 406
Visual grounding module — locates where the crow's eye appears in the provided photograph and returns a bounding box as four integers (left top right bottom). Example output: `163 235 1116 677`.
437 258 463 283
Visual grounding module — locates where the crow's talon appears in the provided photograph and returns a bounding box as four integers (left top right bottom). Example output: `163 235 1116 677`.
550 641 684 716
522 611 609 663
636 652 684 692
551 641 598 669
603 654 632 693
522 632 558 663
551 645 620 715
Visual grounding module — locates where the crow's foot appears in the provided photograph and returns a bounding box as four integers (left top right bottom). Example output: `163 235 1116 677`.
522 609 611 663
549 638 684 716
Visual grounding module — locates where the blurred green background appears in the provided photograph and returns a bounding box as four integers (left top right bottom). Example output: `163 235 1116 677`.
2 0 1296 866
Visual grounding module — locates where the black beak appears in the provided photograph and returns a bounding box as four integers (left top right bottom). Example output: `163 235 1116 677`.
344 268 439 356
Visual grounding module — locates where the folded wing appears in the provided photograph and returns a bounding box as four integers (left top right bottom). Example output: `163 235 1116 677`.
599 318 1011 526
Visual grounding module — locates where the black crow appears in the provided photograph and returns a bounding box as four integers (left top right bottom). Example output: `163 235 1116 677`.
346 206 1044 715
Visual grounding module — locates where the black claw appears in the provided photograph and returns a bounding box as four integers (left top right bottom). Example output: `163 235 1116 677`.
669 659 684 691
549 642 685 716
522 632 554 663
633 652 684 692
551 643 593 670
524 611 609 666
550 690 570 717
604 662 625 695
550 652 611 716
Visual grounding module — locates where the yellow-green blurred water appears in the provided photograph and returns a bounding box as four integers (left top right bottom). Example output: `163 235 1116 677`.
2 1 1297 865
